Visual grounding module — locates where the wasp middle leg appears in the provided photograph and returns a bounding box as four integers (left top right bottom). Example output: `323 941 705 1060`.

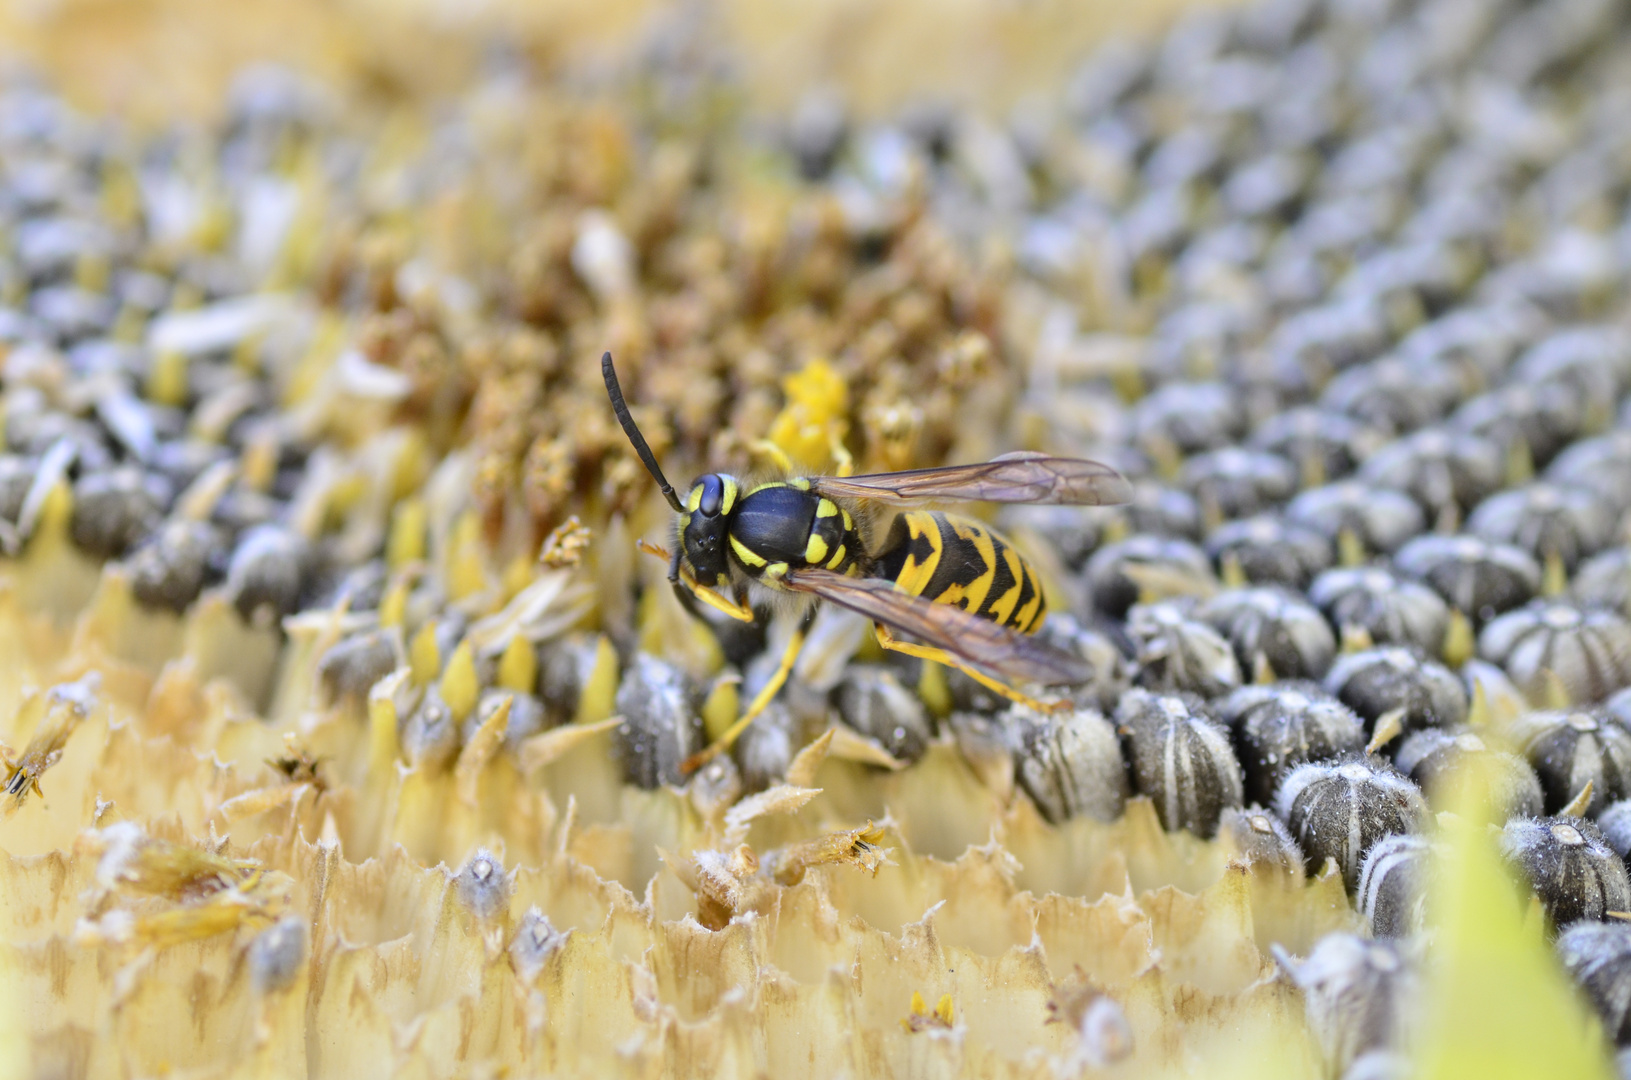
871 622 1071 714
682 605 819 774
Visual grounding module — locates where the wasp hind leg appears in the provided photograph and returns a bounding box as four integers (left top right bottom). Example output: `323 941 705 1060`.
872 623 1072 714
681 607 818 775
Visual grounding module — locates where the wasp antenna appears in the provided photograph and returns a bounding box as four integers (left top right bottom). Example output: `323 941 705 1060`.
602 352 684 512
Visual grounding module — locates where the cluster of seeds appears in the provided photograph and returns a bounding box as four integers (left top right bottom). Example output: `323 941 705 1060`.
7 0 1631 1075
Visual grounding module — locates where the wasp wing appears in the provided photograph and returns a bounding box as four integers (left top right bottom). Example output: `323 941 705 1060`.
808 451 1131 507
783 567 1091 685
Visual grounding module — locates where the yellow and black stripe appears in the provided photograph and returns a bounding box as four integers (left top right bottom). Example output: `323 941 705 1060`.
871 511 1047 634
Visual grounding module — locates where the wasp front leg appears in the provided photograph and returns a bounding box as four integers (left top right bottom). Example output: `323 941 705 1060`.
871 623 1071 713
641 538 757 624
682 606 818 774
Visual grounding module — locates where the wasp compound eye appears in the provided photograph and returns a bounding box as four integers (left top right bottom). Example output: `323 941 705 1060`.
698 474 724 517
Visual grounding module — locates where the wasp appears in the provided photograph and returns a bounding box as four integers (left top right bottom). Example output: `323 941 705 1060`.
601 352 1131 770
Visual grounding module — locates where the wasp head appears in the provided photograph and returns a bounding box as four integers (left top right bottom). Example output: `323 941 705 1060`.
680 473 737 587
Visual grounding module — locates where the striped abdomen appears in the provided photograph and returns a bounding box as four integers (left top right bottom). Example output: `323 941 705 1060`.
871 511 1047 634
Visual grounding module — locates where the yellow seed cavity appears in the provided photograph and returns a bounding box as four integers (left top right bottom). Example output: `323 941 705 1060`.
367 680 401 774
497 634 537 693
240 433 279 493
577 635 619 724
1443 609 1475 669
100 162 142 227
1468 681 1492 728
916 660 951 719
1505 435 1535 486
75 253 109 293
284 312 344 408
447 511 488 601
1299 453 1327 490
1540 668 1572 710
386 498 427 570
502 553 536 600
702 678 740 744
147 350 189 408
1541 549 1567 598
409 620 441 685
1337 528 1366 568
440 641 479 721
378 579 409 629
232 332 264 375
391 430 431 502
111 305 146 344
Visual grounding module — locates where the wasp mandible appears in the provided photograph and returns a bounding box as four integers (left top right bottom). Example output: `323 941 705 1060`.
602 352 1132 771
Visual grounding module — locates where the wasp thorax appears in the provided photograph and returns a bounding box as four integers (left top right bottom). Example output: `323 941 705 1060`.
1276 755 1428 894
1012 704 1130 825
1501 815 1631 930
1116 689 1242 838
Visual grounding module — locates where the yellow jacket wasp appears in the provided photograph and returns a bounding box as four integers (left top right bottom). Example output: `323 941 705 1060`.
602 352 1132 771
